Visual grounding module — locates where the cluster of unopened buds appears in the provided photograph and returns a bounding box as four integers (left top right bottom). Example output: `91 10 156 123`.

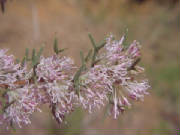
0 33 150 129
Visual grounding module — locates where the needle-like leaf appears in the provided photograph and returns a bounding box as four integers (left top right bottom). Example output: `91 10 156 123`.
53 38 59 54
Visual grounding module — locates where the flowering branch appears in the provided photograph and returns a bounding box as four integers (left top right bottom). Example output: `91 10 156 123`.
0 33 150 129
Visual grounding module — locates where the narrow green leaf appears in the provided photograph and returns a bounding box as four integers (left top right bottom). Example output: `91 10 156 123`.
88 33 97 49
97 40 106 50
31 49 37 66
21 57 26 66
53 38 59 54
58 48 67 53
37 47 43 58
33 57 38 67
122 28 129 47
73 51 88 96
85 49 92 62
73 69 81 83
32 49 36 61
80 51 85 65
25 48 29 59
92 59 101 66
89 34 106 67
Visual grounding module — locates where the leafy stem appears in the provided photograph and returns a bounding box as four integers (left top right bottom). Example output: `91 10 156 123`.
88 33 106 67
53 38 67 55
73 51 87 97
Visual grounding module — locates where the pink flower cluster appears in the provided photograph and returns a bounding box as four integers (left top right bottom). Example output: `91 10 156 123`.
35 55 76 123
0 34 150 129
0 49 27 88
78 34 150 119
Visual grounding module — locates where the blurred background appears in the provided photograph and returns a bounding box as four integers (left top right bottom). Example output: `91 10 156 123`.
0 0 179 134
